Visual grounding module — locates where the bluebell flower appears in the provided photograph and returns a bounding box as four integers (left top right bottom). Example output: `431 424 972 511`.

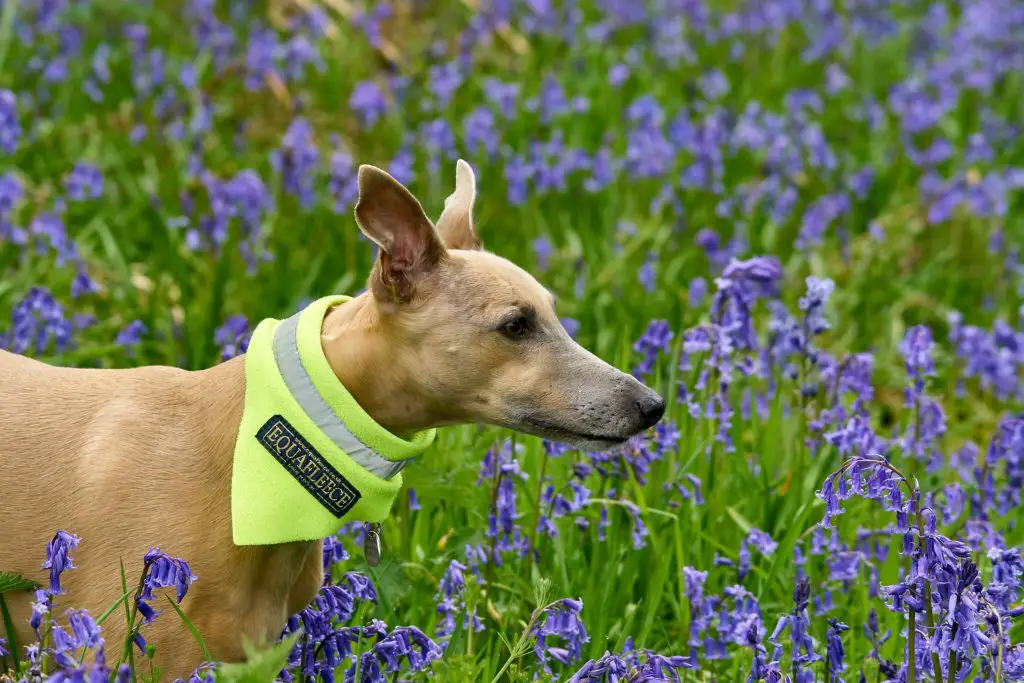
388 139 416 186
317 538 347 590
738 528 777 581
280 33 324 82
799 276 835 336
366 625 444 676
0 171 26 244
567 651 629 682
608 63 630 86
0 90 19 154
434 559 482 639
900 325 936 393
797 194 849 250
825 619 849 681
30 588 50 633
699 69 730 100
65 163 103 201
534 598 589 672
327 140 359 216
42 530 79 594
349 81 389 127
425 61 463 110
463 105 499 158
632 319 672 378
115 320 147 347
482 77 520 119
271 118 319 210
214 314 251 361
4 288 74 356
688 277 708 308
561 317 580 338
638 254 657 293
622 500 649 550
135 547 197 628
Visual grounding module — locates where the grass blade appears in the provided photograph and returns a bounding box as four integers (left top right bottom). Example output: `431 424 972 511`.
164 594 213 663
0 593 19 671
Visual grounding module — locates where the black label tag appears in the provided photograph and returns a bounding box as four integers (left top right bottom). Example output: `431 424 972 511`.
256 415 361 518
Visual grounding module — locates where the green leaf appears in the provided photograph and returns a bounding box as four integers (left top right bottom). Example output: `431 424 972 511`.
96 586 135 626
214 632 301 683
0 570 40 594
725 506 754 535
0 593 20 670
165 595 213 663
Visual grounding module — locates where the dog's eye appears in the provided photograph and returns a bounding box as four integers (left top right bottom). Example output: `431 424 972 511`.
499 315 530 340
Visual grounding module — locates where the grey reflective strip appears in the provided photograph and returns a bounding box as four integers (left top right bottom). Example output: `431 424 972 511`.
272 312 409 480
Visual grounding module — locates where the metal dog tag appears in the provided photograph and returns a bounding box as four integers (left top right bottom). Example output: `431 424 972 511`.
364 523 382 567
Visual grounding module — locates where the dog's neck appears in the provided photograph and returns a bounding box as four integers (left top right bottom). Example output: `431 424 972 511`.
319 296 432 439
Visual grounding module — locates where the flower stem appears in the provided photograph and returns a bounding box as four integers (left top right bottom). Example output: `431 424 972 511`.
526 449 551 579
923 577 943 683
946 627 959 683
483 447 504 595
489 600 561 683
913 504 943 683
908 607 917 683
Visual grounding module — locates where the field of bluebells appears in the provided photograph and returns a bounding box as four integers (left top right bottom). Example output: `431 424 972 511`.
2 0 1024 680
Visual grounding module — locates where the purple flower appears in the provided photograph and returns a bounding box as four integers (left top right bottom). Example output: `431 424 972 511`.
243 25 278 91
699 69 730 100
65 163 103 201
365 625 444 676
535 598 589 672
633 319 673 378
825 619 849 681
115 320 147 347
608 63 630 86
721 257 783 293
135 548 197 627
799 276 835 339
327 142 359 215
3 287 74 356
482 78 520 119
900 325 936 398
42 530 80 594
639 254 657 293
739 528 777 580
533 235 554 272
30 588 50 633
434 559 482 638
271 118 319 210
623 501 649 550
388 140 416 187
321 533 350 584
427 61 463 109
349 81 389 127
463 106 499 158
0 90 19 154
214 314 251 361
195 169 273 268
797 194 849 250
688 277 708 308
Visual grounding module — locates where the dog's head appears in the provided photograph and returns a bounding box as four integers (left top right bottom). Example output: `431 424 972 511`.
345 160 664 450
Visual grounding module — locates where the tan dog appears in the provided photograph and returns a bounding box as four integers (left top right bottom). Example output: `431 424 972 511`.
0 160 665 675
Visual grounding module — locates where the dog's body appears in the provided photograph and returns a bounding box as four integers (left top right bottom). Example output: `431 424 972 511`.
0 348 325 667
1 161 664 675
0 350 325 670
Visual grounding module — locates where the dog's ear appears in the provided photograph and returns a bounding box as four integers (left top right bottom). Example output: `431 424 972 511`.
435 159 481 251
355 165 447 304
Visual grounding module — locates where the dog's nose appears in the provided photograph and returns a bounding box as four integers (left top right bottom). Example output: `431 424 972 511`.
637 392 666 429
